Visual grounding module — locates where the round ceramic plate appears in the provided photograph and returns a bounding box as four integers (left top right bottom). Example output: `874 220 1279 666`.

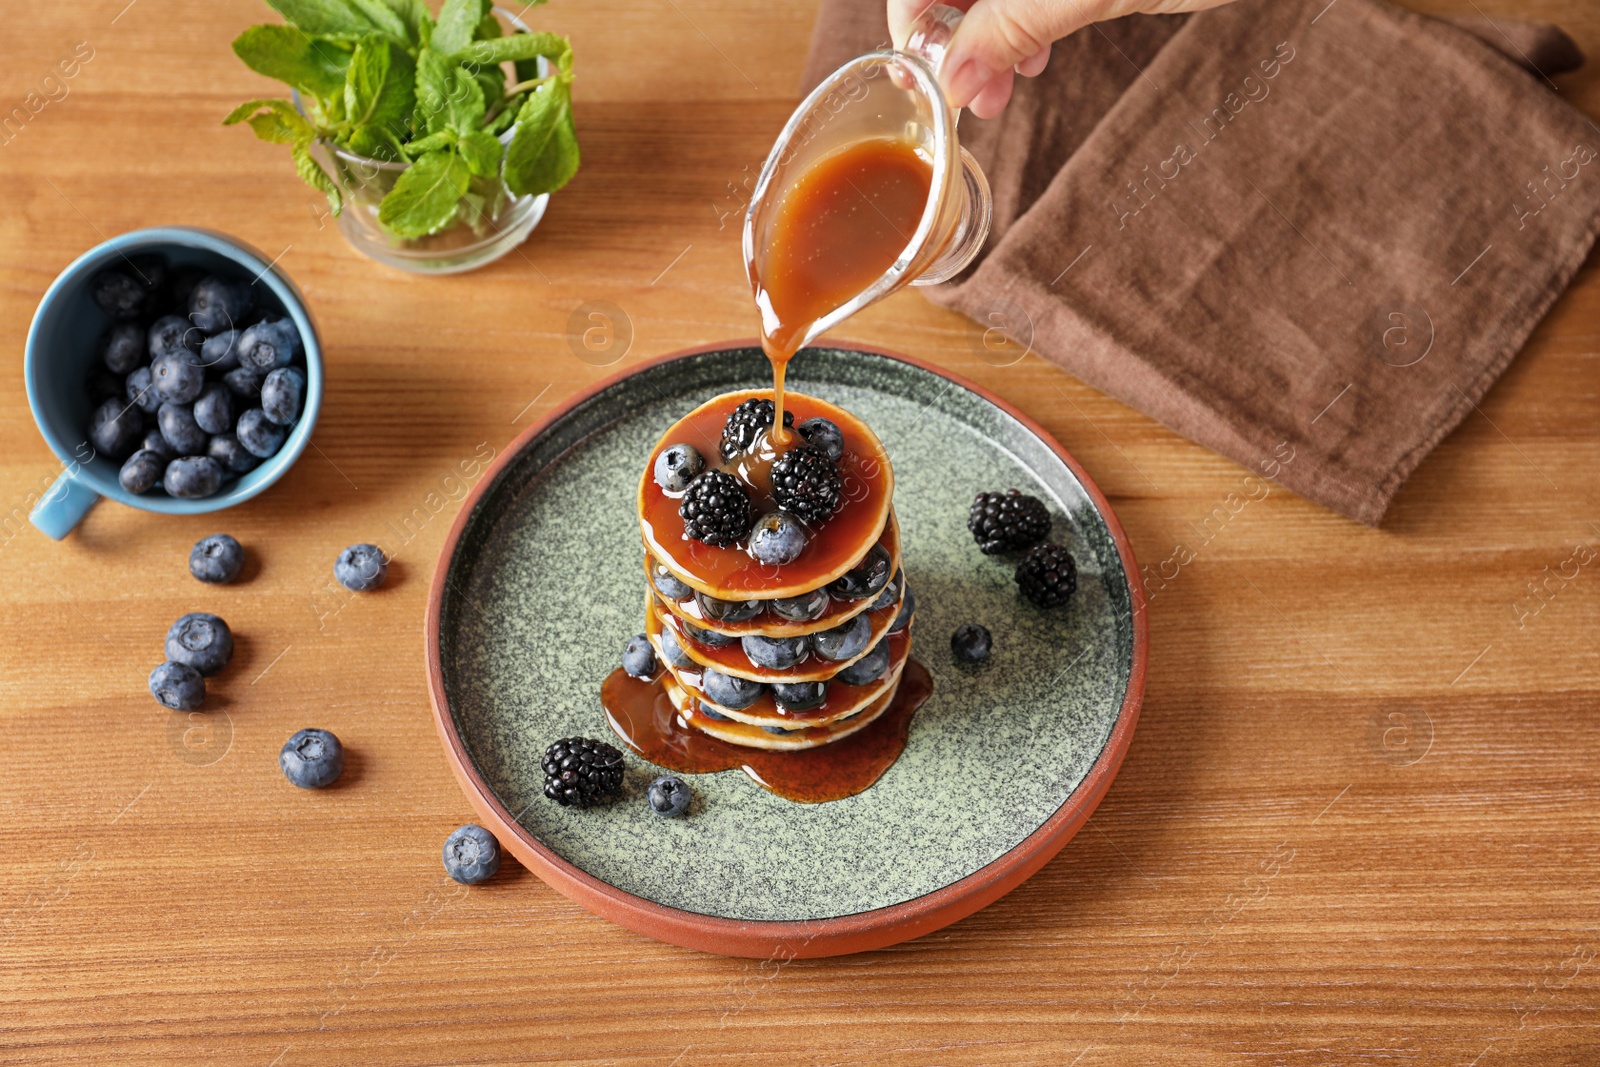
427 343 1146 957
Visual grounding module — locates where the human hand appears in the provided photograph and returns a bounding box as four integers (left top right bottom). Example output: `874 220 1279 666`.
888 0 1240 118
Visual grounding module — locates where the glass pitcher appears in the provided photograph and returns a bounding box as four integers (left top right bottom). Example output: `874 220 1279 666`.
743 4 992 349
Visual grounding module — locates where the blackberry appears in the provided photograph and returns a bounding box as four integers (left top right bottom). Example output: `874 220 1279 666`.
968 489 1051 554
541 737 625 807
770 445 841 524
720 398 792 461
679 470 752 547
1016 541 1077 608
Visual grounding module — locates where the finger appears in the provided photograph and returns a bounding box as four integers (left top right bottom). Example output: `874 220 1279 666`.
942 0 1101 105
1016 45 1050 78
968 65 1016 119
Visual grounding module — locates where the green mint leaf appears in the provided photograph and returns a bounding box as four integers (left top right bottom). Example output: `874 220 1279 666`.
232 25 352 100
445 69 486 135
457 129 503 178
429 0 486 55
504 80 578 197
474 10 502 40
377 149 471 237
343 37 415 148
401 129 456 157
222 98 301 126
375 0 432 42
246 109 312 145
293 141 343 216
484 99 519 135
456 32 569 67
345 0 410 43
265 0 373 37
345 123 405 160
413 49 454 133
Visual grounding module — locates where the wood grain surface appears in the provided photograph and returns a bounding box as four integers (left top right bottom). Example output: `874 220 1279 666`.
2 1 1597 1063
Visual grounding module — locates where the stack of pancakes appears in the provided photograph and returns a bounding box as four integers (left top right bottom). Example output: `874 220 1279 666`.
637 390 914 752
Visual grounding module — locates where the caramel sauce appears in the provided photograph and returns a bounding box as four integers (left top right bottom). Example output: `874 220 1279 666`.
751 137 934 431
638 390 893 600
601 659 932 803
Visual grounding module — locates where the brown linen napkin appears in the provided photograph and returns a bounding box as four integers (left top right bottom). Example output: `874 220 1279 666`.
803 0 1600 524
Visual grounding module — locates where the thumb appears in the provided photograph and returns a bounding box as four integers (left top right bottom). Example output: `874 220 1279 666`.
942 0 1107 107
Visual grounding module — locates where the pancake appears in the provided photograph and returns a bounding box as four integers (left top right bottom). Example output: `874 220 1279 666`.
661 671 901 752
651 588 903 683
638 390 894 601
645 513 902 635
648 614 912 729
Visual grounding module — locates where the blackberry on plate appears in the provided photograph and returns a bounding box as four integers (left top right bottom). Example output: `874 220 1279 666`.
770 444 841 524
969 489 1051 554
542 737 625 808
1016 541 1077 608
720 398 792 461
679 470 752 547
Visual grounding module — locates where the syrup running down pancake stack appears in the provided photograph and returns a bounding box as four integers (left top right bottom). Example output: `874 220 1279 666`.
634 389 913 753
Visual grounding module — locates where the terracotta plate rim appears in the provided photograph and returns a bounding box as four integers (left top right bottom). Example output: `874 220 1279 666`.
424 340 1148 958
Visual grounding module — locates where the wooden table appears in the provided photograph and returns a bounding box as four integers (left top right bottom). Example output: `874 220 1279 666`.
3 1 1597 1062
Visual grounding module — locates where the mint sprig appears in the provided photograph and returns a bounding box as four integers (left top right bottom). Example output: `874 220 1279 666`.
227 0 577 239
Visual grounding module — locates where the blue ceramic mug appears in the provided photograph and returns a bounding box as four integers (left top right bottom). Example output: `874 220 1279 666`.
25 227 323 539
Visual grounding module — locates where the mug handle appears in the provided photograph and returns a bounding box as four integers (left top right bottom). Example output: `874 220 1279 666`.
31 468 101 540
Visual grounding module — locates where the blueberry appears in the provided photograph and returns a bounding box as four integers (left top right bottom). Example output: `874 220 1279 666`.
207 432 260 474
164 456 224 498
695 592 760 623
140 428 174 457
200 329 241 372
157 401 209 455
701 668 763 710
647 776 692 817
125 253 168 293
828 543 892 600
236 408 287 458
951 623 992 665
890 585 915 633
165 612 234 676
150 352 205 404
148 661 204 710
188 276 255 333
741 632 808 670
279 728 344 789
86 366 124 402
697 701 731 722
334 543 388 591
797 416 843 461
748 511 807 566
814 614 871 662
260 366 305 426
622 633 657 679
762 725 791 735
649 558 693 600
236 318 302 373
772 588 828 622
91 270 147 320
193 383 235 435
773 680 827 711
190 534 245 584
148 314 204 362
118 449 166 495
102 323 145 374
837 638 890 686
125 366 161 414
223 367 262 401
653 442 704 492
868 569 903 613
658 627 695 669
681 620 737 647
441 824 501 884
88 396 144 459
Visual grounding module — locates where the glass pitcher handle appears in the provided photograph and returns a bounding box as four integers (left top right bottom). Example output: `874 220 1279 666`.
904 4 966 77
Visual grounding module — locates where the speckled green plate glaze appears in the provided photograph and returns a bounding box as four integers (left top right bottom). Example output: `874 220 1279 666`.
429 344 1143 949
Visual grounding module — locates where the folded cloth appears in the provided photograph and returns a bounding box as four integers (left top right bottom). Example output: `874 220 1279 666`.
803 0 1600 524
